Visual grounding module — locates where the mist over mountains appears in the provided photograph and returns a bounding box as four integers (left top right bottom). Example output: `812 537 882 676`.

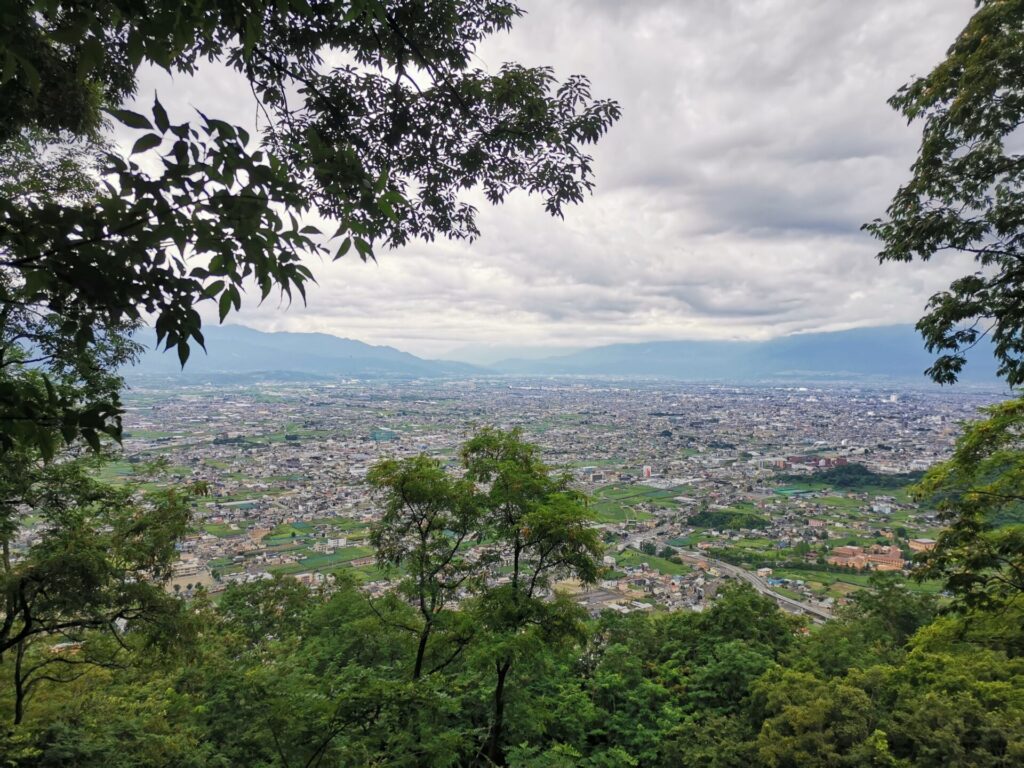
127 324 1001 384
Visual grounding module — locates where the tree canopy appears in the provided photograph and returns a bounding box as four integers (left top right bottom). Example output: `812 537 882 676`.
367 429 602 762
5 570 1021 768
865 0 1024 643
866 0 1024 385
0 130 140 458
913 397 1024 614
0 0 620 455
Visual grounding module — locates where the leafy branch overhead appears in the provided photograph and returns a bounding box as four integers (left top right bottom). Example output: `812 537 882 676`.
0 133 142 459
0 0 619 455
5 107 320 369
1 3 620 351
866 0 1024 386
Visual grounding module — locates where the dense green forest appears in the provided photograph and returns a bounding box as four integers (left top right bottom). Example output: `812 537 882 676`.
2 572 1023 767
3 1 1024 766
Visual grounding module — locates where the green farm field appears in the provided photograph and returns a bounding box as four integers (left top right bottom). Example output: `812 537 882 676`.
590 482 692 523
771 567 944 598
269 545 375 575
615 548 692 576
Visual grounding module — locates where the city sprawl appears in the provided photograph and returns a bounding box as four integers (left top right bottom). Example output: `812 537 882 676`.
63 380 1002 620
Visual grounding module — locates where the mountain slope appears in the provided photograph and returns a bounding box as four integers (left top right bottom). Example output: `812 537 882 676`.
126 324 1003 384
493 326 1002 382
127 325 481 379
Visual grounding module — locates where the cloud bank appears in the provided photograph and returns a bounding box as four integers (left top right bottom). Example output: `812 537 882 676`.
132 0 976 361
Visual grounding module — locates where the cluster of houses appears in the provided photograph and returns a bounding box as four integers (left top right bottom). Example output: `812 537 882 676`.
90 380 999 610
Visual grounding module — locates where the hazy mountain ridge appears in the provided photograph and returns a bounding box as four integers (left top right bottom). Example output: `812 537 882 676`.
491 326 1001 382
127 324 1002 383
127 325 483 380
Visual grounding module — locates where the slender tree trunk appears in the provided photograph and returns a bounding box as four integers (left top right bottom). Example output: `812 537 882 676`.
486 658 512 765
13 638 26 725
413 623 431 680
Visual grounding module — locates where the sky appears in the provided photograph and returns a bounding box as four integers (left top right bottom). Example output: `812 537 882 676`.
133 0 977 364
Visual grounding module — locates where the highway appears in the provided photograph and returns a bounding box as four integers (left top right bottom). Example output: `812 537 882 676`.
673 549 833 622
620 526 833 622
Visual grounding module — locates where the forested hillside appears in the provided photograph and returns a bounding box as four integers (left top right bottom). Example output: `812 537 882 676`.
2 574 1022 767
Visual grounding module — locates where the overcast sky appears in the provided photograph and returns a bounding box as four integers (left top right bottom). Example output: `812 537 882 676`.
135 0 977 363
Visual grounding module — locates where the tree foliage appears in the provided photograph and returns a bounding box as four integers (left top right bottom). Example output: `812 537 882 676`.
0 0 620 455
913 397 1024 614
0 131 141 457
367 428 602 762
0 454 200 723
0 567 1020 767
368 454 481 679
866 0 1024 385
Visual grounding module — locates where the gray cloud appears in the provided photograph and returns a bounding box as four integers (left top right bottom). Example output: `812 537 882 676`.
130 0 977 358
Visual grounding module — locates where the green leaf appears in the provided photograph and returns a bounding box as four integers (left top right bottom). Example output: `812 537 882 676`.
378 199 398 222
49 24 87 45
131 134 163 154
126 30 144 66
16 54 41 92
219 291 232 322
77 36 104 77
177 342 190 368
1 50 17 85
42 375 56 404
153 97 170 133
82 428 102 452
21 270 51 297
354 237 374 260
108 109 153 130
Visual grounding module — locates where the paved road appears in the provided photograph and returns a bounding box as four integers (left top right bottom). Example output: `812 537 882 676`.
673 549 833 622
621 527 833 622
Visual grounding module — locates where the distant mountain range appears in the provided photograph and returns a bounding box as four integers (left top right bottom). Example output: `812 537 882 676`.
490 326 1002 383
126 324 1003 385
127 325 483 381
